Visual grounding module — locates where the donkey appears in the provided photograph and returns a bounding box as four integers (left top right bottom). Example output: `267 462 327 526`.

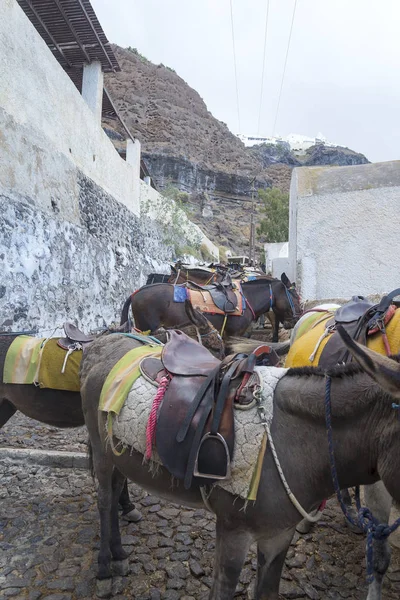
80 333 400 599
286 301 400 600
0 303 224 521
120 273 301 338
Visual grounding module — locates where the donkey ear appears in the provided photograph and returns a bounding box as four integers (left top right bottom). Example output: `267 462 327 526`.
337 325 400 398
281 272 291 288
170 265 176 273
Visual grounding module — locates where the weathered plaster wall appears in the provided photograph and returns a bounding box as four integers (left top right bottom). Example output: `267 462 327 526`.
289 161 400 300
1 0 139 216
0 0 217 333
0 175 172 332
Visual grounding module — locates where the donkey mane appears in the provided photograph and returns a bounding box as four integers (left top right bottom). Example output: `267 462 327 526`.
287 354 400 379
286 362 363 379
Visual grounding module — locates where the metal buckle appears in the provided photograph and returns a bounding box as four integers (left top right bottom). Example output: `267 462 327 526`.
193 432 231 480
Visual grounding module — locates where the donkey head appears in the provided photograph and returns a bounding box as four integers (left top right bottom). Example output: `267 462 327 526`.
337 324 400 398
277 273 302 329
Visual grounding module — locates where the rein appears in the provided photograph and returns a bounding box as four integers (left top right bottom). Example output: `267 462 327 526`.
324 376 400 583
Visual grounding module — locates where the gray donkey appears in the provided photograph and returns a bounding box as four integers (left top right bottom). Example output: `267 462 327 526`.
80 333 400 599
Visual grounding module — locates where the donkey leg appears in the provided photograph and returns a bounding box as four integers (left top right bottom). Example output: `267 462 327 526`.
208 518 252 600
0 400 16 428
110 468 128 561
364 482 392 600
255 528 296 600
118 478 142 522
95 456 115 580
272 317 279 343
85 416 115 580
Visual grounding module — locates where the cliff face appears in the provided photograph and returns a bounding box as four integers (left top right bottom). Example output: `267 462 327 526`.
104 45 369 255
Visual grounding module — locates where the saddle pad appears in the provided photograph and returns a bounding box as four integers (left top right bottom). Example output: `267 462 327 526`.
292 309 338 344
286 307 400 368
38 338 82 391
112 365 287 501
3 335 46 384
99 345 163 415
3 336 82 391
187 287 244 316
173 286 188 303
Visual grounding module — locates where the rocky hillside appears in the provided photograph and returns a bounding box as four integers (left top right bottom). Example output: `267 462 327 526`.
103 45 369 256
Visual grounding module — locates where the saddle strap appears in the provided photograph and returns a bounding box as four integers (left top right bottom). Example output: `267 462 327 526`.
210 360 240 435
176 366 220 443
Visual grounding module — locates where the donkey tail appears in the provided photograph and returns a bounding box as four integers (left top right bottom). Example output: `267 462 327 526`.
120 295 132 326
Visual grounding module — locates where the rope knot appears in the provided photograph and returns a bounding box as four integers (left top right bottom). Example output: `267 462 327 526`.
373 523 392 540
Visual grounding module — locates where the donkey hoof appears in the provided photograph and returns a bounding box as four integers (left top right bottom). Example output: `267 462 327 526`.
96 577 112 598
296 519 314 534
122 507 142 523
112 558 130 576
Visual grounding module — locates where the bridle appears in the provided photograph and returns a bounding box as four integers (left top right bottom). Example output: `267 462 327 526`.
268 281 302 320
283 283 302 320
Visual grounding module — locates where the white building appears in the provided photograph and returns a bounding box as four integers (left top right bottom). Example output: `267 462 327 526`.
237 132 337 153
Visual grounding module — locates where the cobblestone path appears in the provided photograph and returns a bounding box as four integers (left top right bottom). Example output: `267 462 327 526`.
1 414 400 599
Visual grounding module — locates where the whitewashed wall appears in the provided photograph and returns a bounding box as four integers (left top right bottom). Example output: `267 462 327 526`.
0 0 217 333
289 161 400 300
264 242 288 274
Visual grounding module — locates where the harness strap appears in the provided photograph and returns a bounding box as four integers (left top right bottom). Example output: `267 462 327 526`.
220 315 228 337
209 360 239 434
176 366 220 443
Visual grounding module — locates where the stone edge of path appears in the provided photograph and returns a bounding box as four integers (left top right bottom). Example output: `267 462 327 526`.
0 447 89 469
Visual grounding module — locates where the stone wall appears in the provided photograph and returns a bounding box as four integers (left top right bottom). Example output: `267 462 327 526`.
0 174 172 333
289 161 400 300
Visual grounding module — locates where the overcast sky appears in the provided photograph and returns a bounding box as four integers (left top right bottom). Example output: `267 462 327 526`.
93 0 400 163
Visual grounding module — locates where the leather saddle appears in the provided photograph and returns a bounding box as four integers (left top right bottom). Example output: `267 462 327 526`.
57 322 95 351
141 329 279 489
186 278 239 313
319 289 400 367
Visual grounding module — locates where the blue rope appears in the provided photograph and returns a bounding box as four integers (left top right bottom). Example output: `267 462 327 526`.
285 286 297 317
324 376 400 583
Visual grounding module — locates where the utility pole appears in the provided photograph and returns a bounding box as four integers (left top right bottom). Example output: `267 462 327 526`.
249 178 256 264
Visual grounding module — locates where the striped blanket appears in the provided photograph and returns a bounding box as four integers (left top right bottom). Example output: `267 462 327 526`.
187 283 244 317
3 336 82 391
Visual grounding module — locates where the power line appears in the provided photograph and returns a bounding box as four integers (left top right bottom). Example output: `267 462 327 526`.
272 0 298 136
229 0 241 133
257 0 270 134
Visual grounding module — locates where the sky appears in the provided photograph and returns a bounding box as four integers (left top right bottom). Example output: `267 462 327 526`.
92 0 400 163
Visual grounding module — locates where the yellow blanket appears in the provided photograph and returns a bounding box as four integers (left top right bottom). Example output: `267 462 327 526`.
286 308 400 368
3 336 83 391
3 336 46 384
99 345 162 415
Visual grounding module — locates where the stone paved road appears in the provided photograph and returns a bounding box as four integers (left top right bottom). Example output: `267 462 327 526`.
1 414 400 599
